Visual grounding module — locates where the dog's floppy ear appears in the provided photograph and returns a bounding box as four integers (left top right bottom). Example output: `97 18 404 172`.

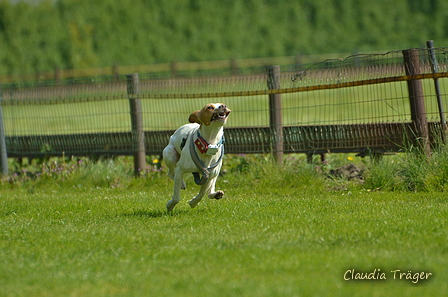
189 110 201 124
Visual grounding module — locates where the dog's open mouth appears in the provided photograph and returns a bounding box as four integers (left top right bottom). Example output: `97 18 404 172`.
211 111 230 122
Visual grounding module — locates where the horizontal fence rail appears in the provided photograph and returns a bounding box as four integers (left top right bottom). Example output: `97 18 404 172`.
5 122 443 156
1 44 448 174
0 52 358 84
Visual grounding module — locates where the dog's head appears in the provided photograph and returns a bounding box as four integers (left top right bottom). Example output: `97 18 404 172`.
189 103 231 126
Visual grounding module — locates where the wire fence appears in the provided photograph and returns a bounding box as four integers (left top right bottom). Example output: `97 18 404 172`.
1 45 448 173
0 52 357 84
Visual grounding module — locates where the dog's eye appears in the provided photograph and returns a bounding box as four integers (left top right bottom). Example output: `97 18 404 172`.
207 106 214 110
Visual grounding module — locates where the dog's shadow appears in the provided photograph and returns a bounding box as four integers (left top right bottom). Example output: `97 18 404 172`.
123 209 192 218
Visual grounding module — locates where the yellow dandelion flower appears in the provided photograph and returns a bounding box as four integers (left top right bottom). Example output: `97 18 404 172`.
347 156 354 161
152 158 159 164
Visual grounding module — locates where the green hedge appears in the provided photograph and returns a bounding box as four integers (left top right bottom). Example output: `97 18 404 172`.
0 0 447 75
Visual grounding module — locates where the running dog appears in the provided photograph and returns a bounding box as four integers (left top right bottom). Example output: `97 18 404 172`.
163 103 231 211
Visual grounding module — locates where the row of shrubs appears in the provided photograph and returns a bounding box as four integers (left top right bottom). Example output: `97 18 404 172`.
4 144 448 193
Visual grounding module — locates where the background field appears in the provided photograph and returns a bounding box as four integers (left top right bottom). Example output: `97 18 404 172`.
1 155 447 297
4 72 448 136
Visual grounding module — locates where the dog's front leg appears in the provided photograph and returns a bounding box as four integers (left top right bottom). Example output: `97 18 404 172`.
166 167 184 212
207 176 224 200
188 176 224 208
188 182 210 208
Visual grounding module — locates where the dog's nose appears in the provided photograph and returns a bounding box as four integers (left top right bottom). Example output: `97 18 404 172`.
219 104 227 109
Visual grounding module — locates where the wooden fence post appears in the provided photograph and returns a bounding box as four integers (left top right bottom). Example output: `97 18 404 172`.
170 61 178 77
54 66 61 85
230 59 238 76
126 73 146 176
0 86 8 175
113 63 120 81
426 40 446 142
402 49 430 156
267 66 283 164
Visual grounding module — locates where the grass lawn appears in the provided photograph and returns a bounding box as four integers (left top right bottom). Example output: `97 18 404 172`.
0 168 447 296
4 74 448 135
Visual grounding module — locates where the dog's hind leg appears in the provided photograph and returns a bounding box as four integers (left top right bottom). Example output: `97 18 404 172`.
162 145 178 179
166 167 184 212
163 145 186 189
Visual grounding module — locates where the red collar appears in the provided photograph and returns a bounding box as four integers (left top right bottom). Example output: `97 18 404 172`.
194 135 209 154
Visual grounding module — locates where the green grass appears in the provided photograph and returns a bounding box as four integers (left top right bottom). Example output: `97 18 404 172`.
4 75 448 135
1 155 447 296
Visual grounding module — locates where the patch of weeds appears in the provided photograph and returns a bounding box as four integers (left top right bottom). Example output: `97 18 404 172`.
3 156 166 191
363 157 403 191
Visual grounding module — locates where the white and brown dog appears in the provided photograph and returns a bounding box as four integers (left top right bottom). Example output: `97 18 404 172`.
163 103 231 211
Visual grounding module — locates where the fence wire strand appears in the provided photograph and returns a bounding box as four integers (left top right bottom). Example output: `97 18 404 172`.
2 47 448 157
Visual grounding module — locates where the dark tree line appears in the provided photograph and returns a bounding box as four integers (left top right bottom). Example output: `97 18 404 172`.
0 0 447 76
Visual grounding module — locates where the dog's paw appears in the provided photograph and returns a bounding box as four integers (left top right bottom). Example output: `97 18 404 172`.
166 200 177 212
210 190 224 200
181 180 186 190
188 198 200 208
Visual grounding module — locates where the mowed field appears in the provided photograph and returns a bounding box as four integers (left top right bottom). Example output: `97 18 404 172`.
0 170 447 297
3 74 448 136
1 67 448 296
